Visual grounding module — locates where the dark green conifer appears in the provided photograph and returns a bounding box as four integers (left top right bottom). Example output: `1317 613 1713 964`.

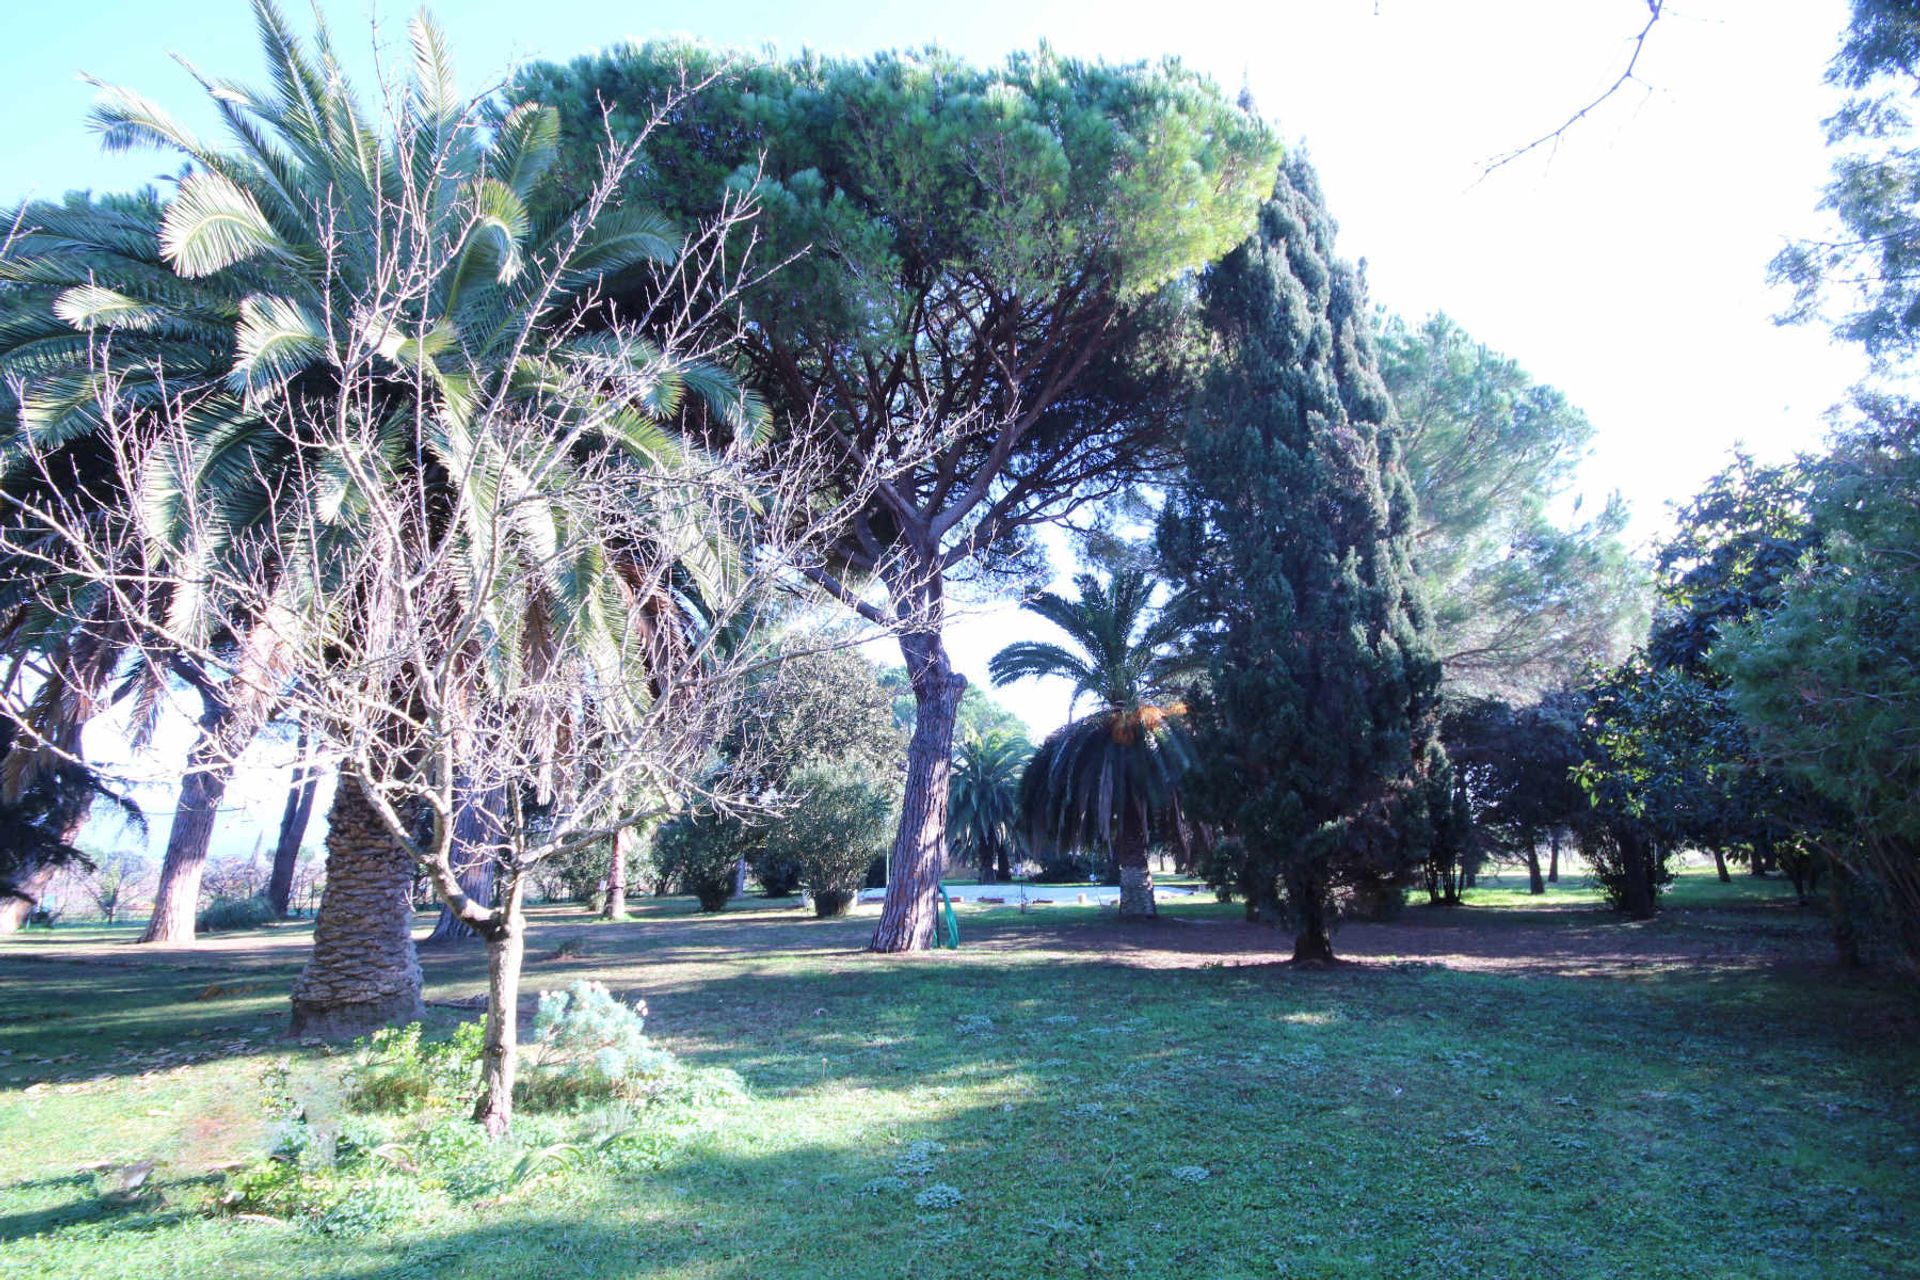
1158 156 1444 962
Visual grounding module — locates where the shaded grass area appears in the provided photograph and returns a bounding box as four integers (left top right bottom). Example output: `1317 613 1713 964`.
2 875 1917 1279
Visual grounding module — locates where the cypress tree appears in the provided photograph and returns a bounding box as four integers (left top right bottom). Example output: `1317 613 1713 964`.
1158 155 1445 962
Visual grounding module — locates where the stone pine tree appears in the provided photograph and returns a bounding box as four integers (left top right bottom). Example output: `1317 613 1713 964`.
519 45 1274 951
1157 155 1445 962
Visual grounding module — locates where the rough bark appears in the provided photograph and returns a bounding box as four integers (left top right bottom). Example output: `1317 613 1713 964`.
1115 821 1156 920
0 859 62 933
1525 841 1545 895
870 630 964 952
267 734 321 918
289 778 423 1039
143 621 294 943
427 780 505 943
140 755 234 943
995 842 1011 884
603 825 632 920
473 876 528 1138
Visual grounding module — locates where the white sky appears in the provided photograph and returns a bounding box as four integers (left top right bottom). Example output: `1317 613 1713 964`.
1 0 1869 861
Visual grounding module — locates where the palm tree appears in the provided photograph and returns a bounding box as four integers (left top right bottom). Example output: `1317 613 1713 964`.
947 728 1032 884
988 569 1197 920
0 2 756 996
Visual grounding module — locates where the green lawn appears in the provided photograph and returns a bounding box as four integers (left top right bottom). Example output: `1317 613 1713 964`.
2 873 1916 1279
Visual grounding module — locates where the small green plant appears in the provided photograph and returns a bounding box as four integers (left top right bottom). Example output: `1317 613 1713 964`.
517 980 675 1110
344 1021 485 1113
196 895 277 932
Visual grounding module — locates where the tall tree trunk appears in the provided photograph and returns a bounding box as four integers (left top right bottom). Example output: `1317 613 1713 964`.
1547 831 1560 883
1287 869 1335 963
290 778 423 1039
473 875 528 1138
0 859 62 933
871 629 963 952
267 731 321 918
140 749 234 943
1620 828 1657 920
604 825 633 920
1525 840 1545 895
143 620 293 943
428 779 504 943
1115 821 1156 921
1712 845 1731 884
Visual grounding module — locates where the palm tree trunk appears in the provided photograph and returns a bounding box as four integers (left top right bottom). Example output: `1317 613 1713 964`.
1115 821 1156 920
267 730 321 918
871 629 964 952
473 874 528 1138
289 776 423 1039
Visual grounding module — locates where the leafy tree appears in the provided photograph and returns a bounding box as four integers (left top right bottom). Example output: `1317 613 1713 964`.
1378 313 1645 698
519 43 1276 950
1157 156 1445 960
1773 0 1920 364
991 569 1196 919
737 640 903 895
1444 694 1586 895
1720 403 1920 967
655 814 756 912
762 760 897 917
947 729 1033 884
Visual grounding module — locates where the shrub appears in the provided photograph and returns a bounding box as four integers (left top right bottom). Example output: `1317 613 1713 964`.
748 845 805 897
197 894 277 932
761 760 896 917
654 813 757 911
344 1021 484 1113
518 980 676 1111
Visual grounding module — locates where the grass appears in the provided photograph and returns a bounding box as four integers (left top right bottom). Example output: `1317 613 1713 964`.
2 871 1917 1279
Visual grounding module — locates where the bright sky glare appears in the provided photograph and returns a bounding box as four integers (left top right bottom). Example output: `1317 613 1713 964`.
0 0 1870 861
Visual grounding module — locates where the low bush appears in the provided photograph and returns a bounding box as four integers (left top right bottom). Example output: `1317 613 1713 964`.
655 813 757 911
760 760 895 917
518 980 675 1110
197 895 277 932
344 1021 484 1113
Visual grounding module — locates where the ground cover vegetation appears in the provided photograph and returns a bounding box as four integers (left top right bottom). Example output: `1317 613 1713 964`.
0 0 1918 1275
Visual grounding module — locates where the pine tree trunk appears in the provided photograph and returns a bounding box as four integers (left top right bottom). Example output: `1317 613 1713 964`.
604 826 632 920
473 877 527 1138
1115 821 1156 921
290 778 423 1039
871 630 963 953
267 733 321 918
143 622 293 943
0 859 62 933
141 754 234 943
